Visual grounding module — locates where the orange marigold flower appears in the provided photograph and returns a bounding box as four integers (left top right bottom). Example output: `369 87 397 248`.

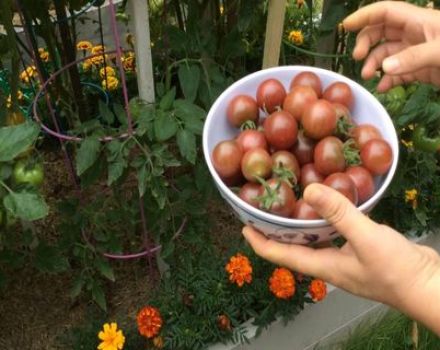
77 41 93 51
217 314 232 331
309 279 327 302
137 306 163 339
225 253 252 287
269 267 295 299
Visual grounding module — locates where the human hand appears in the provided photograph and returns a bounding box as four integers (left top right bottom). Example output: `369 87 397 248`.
242 183 440 334
343 1 440 92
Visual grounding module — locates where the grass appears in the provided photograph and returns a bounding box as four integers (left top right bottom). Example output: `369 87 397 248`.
320 311 440 350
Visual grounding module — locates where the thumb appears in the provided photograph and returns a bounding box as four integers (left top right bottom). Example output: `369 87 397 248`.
382 41 440 75
303 183 379 247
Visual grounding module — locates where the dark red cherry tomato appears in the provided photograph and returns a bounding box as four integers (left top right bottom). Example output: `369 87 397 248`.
256 78 286 113
314 136 346 175
239 182 261 208
241 148 273 182
360 139 393 175
345 166 375 204
263 110 298 150
271 150 300 183
291 199 321 220
323 82 354 110
236 129 268 153
212 140 243 180
292 130 316 165
302 100 337 140
226 95 259 128
323 172 358 205
282 86 318 121
351 124 382 149
290 71 322 97
300 163 325 189
258 178 296 217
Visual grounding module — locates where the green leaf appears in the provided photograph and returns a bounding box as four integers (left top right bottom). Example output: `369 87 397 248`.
161 240 175 259
4 191 48 221
174 100 206 135
159 87 176 111
0 122 40 162
106 140 129 186
95 258 115 282
154 110 178 141
99 100 114 124
177 129 197 164
137 164 150 197
35 242 70 273
178 64 200 103
113 104 128 126
129 97 153 122
92 282 107 311
76 137 101 176
107 159 127 186
0 163 12 180
70 276 85 299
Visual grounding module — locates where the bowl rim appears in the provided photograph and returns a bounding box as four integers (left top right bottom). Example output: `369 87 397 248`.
202 65 399 228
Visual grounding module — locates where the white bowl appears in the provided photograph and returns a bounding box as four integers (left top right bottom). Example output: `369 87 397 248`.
202 66 399 244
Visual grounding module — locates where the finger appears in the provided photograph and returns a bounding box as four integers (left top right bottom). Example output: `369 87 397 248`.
303 184 380 249
377 74 408 92
242 226 340 281
353 25 402 61
382 41 440 75
361 41 407 79
343 1 419 32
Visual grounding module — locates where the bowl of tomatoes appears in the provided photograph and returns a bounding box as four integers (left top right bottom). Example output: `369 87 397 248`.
202 66 399 244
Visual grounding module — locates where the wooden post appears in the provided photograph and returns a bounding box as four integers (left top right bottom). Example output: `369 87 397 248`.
262 0 287 69
128 0 155 103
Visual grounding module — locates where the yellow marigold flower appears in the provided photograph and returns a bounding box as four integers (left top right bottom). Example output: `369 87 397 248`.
20 65 37 83
102 76 119 91
6 90 24 108
92 45 106 55
82 59 93 71
309 279 327 302
269 267 295 299
38 48 49 62
97 322 125 350
91 54 108 66
405 188 418 209
77 40 93 51
122 55 135 72
288 30 304 45
137 306 163 339
401 139 414 148
225 253 252 287
99 66 116 79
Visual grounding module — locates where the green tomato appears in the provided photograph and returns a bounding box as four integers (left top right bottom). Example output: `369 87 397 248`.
13 160 44 187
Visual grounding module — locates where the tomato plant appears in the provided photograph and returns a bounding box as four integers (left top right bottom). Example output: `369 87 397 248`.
258 178 296 217
323 172 358 205
283 86 318 121
13 159 44 187
256 79 286 113
314 136 345 175
241 147 273 182
345 166 375 204
323 82 354 110
302 100 337 140
236 129 268 153
263 110 298 150
227 94 259 128
290 71 322 97
360 139 393 175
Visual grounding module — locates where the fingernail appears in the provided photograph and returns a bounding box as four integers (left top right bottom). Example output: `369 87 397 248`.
383 57 400 73
303 184 326 206
242 226 251 237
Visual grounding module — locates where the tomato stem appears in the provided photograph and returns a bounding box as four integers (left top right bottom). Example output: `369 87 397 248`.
0 180 13 194
343 139 361 166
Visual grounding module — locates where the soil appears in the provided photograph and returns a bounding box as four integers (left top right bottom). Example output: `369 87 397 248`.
0 148 243 350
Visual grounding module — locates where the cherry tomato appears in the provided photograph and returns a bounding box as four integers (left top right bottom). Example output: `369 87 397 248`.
360 139 393 175
236 129 268 153
241 148 273 182
282 86 318 121
345 166 375 204
314 136 345 175
239 182 261 208
212 140 243 181
292 131 315 165
300 163 325 189
271 151 300 183
302 100 337 140
256 79 286 113
258 178 296 217
290 71 322 97
323 172 358 205
323 82 354 110
291 199 320 220
263 110 298 150
227 95 259 128
351 124 382 149
13 160 44 187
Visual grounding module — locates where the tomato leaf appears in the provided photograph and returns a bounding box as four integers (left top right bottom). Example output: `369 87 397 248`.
129 97 154 122
99 100 114 124
174 99 206 135
70 276 84 299
137 164 150 197
113 103 128 127
95 258 115 282
0 122 40 162
159 87 176 111
4 191 48 221
177 129 197 164
154 110 178 141
106 140 129 186
34 242 70 273
178 64 200 103
76 137 101 176
91 282 107 311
